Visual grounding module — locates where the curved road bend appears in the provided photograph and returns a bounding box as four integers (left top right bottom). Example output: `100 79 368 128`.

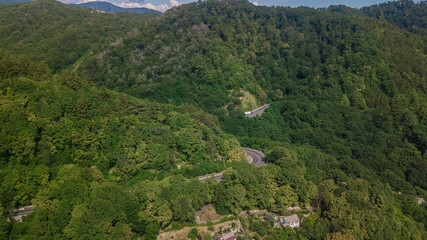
195 204 223 224
198 148 267 182
195 148 267 223
242 148 267 167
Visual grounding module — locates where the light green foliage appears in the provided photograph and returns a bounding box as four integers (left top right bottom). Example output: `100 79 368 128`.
63 183 134 240
0 49 239 173
0 51 241 238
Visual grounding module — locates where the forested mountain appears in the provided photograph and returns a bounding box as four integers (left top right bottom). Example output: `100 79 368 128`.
78 0 426 187
0 0 426 239
70 1 161 14
361 0 427 35
0 0 160 72
326 0 427 35
0 50 244 238
78 0 426 110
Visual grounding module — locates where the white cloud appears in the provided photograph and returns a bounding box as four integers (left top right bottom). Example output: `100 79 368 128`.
170 0 181 7
76 0 97 3
116 2 169 11
140 0 183 12
252 1 260 6
144 3 171 11
65 0 183 12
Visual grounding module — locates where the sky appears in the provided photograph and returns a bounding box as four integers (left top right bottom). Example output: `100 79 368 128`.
58 0 421 12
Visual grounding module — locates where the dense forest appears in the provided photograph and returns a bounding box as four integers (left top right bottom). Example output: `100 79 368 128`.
0 50 245 239
0 0 160 72
361 0 427 35
0 0 426 239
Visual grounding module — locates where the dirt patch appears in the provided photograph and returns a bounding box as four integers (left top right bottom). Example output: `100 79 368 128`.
199 206 223 222
238 90 258 111
237 209 267 218
157 220 240 240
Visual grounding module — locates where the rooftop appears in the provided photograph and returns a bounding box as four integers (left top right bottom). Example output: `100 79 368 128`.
279 214 300 224
219 232 236 240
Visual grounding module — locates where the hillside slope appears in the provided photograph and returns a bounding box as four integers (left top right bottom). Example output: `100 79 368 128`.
361 0 427 35
78 0 426 111
0 0 159 72
78 0 426 194
0 49 240 205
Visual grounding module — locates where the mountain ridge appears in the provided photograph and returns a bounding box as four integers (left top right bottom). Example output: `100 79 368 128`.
69 1 162 14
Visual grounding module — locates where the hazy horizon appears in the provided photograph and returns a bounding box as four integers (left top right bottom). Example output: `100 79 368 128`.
60 0 423 12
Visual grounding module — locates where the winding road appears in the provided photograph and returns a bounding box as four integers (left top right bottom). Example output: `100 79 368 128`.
9 206 34 222
198 173 224 183
244 104 271 118
198 148 267 182
241 147 267 167
195 149 267 223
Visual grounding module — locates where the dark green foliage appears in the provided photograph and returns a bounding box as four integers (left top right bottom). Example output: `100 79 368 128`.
179 161 225 178
265 212 275 226
172 195 195 222
144 223 159 240
77 0 426 115
361 0 427 35
249 217 271 236
187 228 198 240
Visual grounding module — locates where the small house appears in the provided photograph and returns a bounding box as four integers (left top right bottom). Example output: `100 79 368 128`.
216 232 236 240
279 214 300 228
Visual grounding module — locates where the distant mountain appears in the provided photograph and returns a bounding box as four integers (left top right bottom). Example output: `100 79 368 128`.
0 0 31 4
70 1 162 13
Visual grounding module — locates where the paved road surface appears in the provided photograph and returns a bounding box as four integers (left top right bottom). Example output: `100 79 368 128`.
244 104 271 118
195 148 267 223
242 147 267 167
9 206 34 222
12 209 34 217
198 148 267 182
198 173 224 183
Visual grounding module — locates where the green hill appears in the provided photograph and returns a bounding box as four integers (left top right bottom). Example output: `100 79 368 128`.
0 50 244 238
78 0 426 111
76 0 426 184
0 0 159 72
